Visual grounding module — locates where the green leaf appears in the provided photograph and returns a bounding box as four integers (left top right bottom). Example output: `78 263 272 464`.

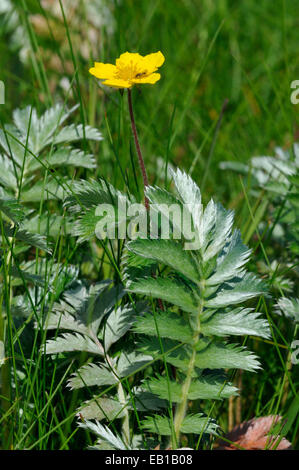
172 168 202 208
144 377 181 402
51 124 102 146
0 125 25 165
22 214 71 238
195 340 261 372
205 273 266 308
21 179 70 202
127 276 198 314
133 310 194 344
78 397 124 421
43 310 88 335
122 169 269 441
142 413 218 436
145 185 184 237
12 106 39 152
145 185 180 207
122 248 157 281
7 226 51 253
144 375 237 402
188 374 238 400
45 281 124 340
180 414 219 435
138 337 190 370
72 208 102 242
10 265 46 287
10 294 32 318
275 297 299 323
67 363 117 390
206 230 251 286
203 203 234 261
117 351 153 378
30 147 96 171
103 304 136 351
65 179 127 212
32 104 79 152
44 333 103 355
78 420 128 450
201 307 271 339
0 195 24 223
127 239 200 284
130 388 168 411
0 153 17 190
171 168 203 241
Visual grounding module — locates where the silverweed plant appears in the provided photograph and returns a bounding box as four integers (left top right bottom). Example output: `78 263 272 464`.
0 102 102 449
123 168 271 448
40 51 269 450
58 166 272 449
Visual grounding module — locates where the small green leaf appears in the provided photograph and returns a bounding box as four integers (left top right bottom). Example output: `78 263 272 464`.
133 310 193 344
127 239 200 284
44 333 103 356
78 397 124 421
195 340 261 372
0 195 24 223
103 304 136 351
206 230 251 286
117 351 153 378
201 307 271 339
205 273 266 308
51 124 102 146
142 413 218 436
68 363 117 390
127 277 198 314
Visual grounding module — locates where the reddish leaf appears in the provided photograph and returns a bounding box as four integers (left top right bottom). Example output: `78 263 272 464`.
217 415 292 450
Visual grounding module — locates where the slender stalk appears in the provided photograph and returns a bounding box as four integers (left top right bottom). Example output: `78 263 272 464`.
106 357 130 446
173 347 197 446
172 293 204 447
127 88 164 312
127 89 149 210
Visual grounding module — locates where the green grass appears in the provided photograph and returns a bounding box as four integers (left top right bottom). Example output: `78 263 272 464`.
0 0 298 450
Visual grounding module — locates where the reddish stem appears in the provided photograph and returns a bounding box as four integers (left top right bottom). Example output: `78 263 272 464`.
127 88 163 311
127 89 149 210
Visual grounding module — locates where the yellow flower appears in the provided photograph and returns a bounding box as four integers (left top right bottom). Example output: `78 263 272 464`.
89 51 165 89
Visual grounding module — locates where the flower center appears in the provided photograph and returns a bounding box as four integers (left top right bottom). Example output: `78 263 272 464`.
116 62 148 82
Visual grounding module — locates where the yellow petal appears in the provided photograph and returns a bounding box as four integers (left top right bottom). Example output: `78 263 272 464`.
116 52 143 69
131 73 161 85
89 63 117 79
142 51 165 73
102 78 132 89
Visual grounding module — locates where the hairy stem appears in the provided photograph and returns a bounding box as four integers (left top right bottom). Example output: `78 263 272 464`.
172 347 197 446
172 294 204 447
127 89 164 312
107 354 130 446
127 89 149 210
